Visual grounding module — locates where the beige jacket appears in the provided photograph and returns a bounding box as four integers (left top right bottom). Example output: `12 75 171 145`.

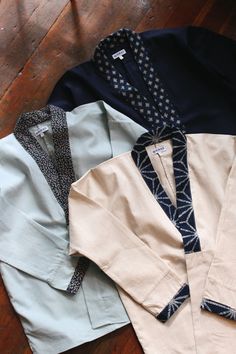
69 127 236 354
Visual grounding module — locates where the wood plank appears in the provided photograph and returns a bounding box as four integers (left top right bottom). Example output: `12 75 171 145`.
0 277 30 354
139 0 235 39
192 0 217 27
163 0 208 27
62 325 143 354
196 0 236 37
136 0 206 30
0 0 69 98
0 0 40 47
0 0 154 138
136 0 182 30
220 4 236 40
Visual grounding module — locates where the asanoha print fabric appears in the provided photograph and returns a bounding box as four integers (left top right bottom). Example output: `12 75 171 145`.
131 126 200 253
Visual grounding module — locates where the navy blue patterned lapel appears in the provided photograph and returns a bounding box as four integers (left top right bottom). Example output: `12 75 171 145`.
131 126 201 254
94 28 181 129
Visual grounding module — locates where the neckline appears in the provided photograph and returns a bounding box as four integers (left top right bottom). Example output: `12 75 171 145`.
14 105 75 222
131 125 201 254
94 28 182 129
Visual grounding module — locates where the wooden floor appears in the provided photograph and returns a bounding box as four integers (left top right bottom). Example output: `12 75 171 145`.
0 0 236 353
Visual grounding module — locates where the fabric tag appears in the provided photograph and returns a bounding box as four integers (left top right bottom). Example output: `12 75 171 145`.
112 49 126 60
152 144 168 155
35 126 49 137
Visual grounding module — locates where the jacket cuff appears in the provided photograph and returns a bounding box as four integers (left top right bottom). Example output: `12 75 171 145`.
141 270 190 323
66 257 90 294
201 277 236 321
201 298 236 321
49 250 88 294
156 283 190 323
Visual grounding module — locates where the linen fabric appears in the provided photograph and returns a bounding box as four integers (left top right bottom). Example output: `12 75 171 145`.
69 129 236 354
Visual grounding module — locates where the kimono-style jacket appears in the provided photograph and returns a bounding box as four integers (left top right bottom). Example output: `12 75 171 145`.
0 101 146 354
49 26 236 135
69 126 236 354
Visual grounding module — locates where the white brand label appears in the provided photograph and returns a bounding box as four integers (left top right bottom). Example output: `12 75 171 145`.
152 145 167 155
35 126 49 137
112 49 126 60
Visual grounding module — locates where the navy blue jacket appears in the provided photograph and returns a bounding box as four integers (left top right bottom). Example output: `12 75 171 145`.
49 26 236 134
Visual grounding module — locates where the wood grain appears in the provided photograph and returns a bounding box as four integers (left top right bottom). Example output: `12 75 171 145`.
0 0 153 137
197 0 236 37
0 0 69 98
0 276 30 354
62 325 143 354
0 0 236 353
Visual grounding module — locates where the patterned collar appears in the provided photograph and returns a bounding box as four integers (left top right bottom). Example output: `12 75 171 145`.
131 125 201 254
14 105 75 222
94 28 181 129
14 105 89 294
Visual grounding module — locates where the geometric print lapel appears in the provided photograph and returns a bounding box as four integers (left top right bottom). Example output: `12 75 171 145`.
94 28 182 129
131 126 201 253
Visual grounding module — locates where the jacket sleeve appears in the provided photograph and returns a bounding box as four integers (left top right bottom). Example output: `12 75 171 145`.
47 71 76 110
0 194 84 294
201 153 236 320
69 181 190 323
48 63 97 110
